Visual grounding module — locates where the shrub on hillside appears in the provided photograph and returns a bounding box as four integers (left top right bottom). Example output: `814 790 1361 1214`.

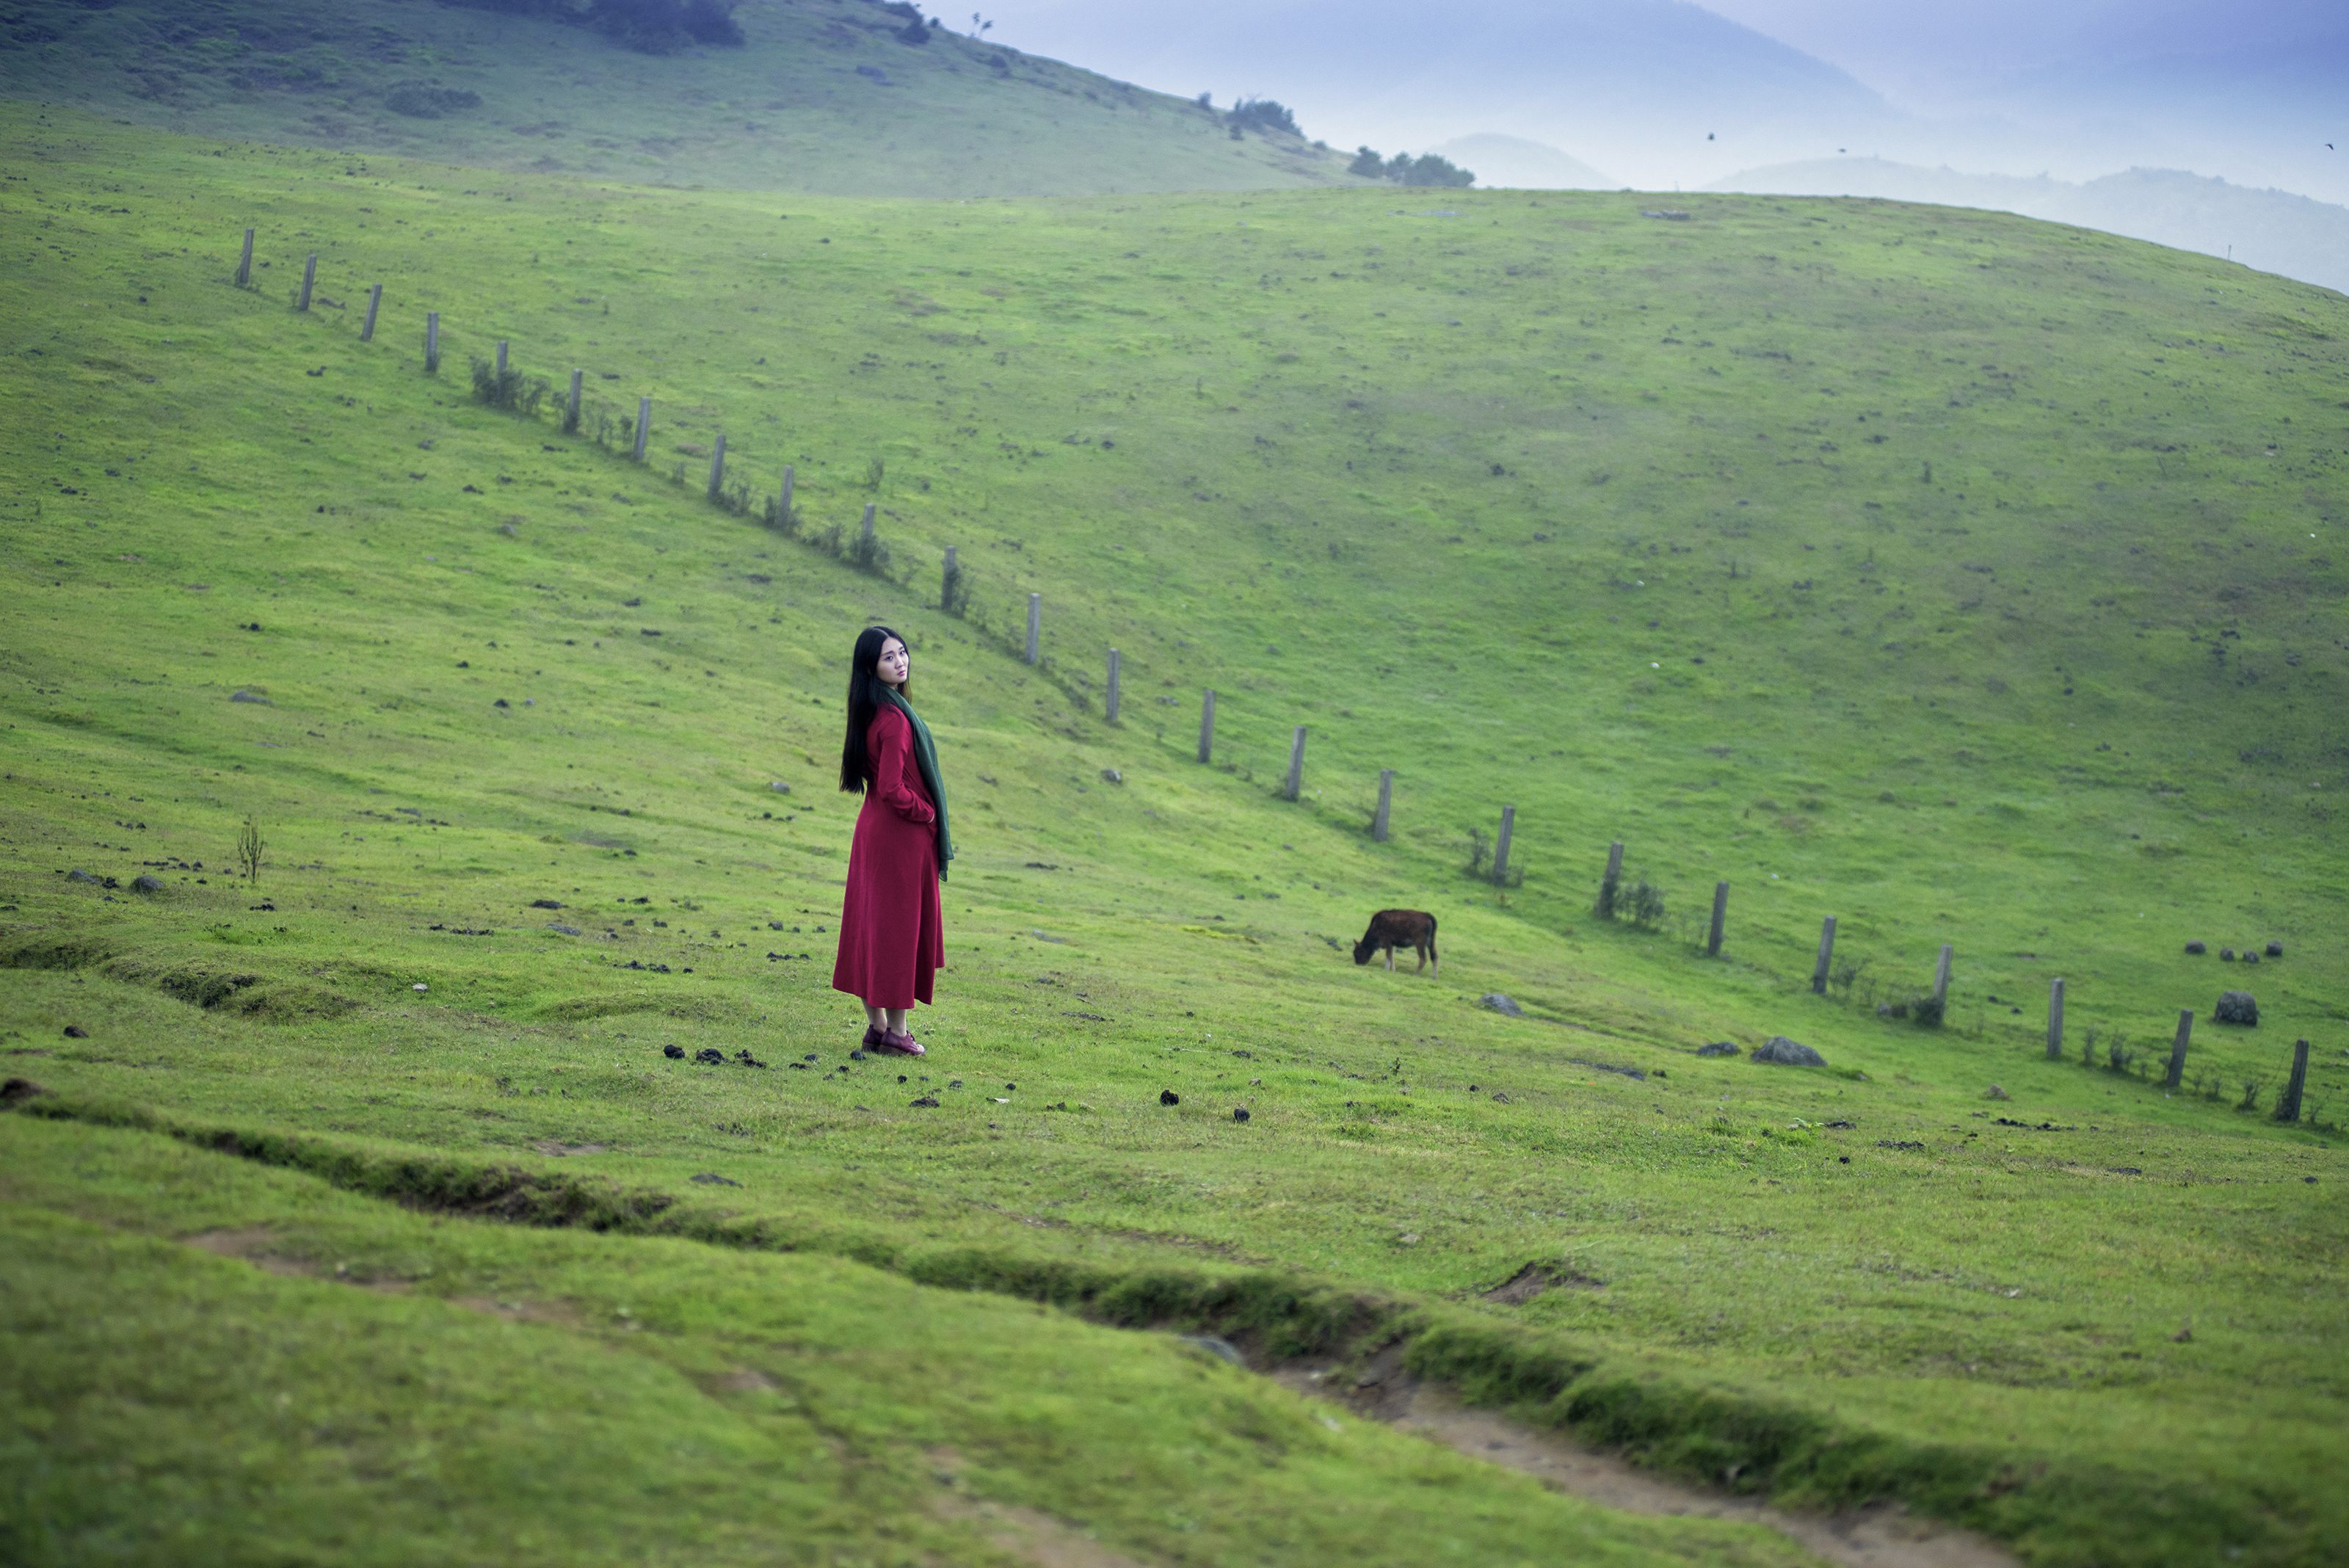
1390 153 1474 188
385 83 482 118
881 2 934 44
1345 147 1478 188
592 0 744 52
470 357 548 415
1230 98 1300 137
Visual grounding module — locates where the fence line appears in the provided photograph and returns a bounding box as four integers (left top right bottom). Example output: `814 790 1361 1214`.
222 227 2331 1111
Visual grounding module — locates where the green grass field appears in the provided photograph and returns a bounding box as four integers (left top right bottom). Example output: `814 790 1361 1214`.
3 102 2346 1567
0 0 1367 197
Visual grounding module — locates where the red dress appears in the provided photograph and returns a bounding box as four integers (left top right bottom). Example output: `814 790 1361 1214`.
831 705 944 1008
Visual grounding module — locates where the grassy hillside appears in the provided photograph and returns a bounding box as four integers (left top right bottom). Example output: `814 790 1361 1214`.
0 0 1362 196
3 106 2346 1567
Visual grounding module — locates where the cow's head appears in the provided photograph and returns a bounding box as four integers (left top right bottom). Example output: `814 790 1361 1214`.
1352 934 1378 965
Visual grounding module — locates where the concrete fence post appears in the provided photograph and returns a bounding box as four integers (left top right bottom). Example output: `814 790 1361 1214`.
297 254 317 311
1373 769 1393 842
1198 691 1216 764
707 433 727 501
1283 727 1306 802
360 283 382 342
565 369 582 432
2047 978 2066 1060
2166 1009 2193 1090
1812 916 1837 995
1934 944 1954 1009
1707 881 1729 957
1492 805 1515 885
1025 593 1041 664
633 397 651 462
1105 649 1121 722
236 227 255 288
425 312 440 373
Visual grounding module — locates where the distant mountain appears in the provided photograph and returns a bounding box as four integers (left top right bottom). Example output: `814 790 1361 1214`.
1706 156 2349 296
989 0 1899 189
1428 134 1618 191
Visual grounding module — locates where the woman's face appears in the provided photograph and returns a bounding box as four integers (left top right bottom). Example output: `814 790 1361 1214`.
875 636 910 689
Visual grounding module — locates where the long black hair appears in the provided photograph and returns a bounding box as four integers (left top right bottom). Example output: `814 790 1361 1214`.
838 625 907 793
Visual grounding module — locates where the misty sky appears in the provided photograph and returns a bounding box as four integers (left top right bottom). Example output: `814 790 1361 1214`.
976 0 2348 201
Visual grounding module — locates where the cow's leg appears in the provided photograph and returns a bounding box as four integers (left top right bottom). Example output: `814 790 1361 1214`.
1384 946 1395 970
1412 943 1427 973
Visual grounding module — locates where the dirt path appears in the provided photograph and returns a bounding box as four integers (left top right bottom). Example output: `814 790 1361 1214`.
1272 1355 2022 1568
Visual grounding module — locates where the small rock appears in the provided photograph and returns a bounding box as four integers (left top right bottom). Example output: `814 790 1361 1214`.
1984 1084 2011 1101
1751 1036 1826 1067
2184 940 2207 954
1695 1041 1739 1057
62 1026 89 1039
2265 940 2284 958
1100 768 1123 784
230 689 270 705
2215 991 2259 1026
1 1077 51 1106
529 899 564 910
770 781 791 794
663 1044 686 1059
1480 992 1524 1017
694 1047 725 1064
131 874 164 893
1159 1089 1180 1106
689 1172 741 1187
2220 948 2235 961
1232 1106 1251 1122
548 924 581 936
411 982 428 992
65 869 97 884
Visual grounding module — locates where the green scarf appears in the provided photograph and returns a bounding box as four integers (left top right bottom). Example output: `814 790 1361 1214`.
878 686 953 881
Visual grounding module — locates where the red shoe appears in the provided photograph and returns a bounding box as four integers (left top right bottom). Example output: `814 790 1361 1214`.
875 1030 926 1057
860 1023 885 1050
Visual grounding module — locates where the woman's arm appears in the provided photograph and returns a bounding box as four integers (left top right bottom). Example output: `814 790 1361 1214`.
867 709 936 825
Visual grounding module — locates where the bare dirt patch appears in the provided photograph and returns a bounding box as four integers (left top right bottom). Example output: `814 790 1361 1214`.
928 1448 1154 1568
1275 1361 2021 1568
1481 1261 1605 1302
531 1139 611 1156
184 1229 412 1293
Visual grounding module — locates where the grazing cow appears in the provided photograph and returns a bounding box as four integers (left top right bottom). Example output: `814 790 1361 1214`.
1354 909 1439 976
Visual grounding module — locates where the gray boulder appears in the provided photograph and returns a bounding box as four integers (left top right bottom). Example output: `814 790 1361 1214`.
1695 1041 1740 1057
1751 1036 1826 1067
230 689 271 705
2265 940 2284 958
2184 940 2207 954
2215 991 2259 1026
1480 993 1524 1017
65 868 97 883
131 874 164 893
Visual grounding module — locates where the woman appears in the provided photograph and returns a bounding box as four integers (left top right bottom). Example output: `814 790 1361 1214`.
831 625 951 1057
